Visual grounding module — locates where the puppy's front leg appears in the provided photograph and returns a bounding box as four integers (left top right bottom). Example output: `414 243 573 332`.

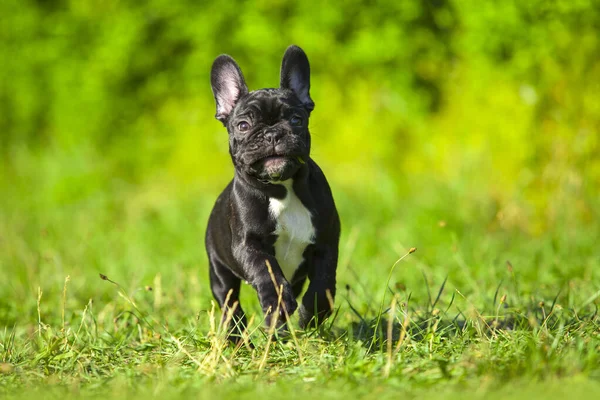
299 246 338 329
234 239 298 328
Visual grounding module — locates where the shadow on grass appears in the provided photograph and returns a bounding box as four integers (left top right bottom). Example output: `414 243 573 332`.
337 272 599 351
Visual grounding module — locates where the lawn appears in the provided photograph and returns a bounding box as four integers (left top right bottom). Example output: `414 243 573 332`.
1 166 598 399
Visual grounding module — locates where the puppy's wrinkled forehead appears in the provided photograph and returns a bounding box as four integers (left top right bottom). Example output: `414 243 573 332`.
233 88 303 124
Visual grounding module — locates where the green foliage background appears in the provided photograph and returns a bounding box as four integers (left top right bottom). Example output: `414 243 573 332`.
3 0 599 219
1 0 599 345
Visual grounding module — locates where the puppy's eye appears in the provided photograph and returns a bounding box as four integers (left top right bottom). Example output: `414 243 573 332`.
238 121 251 132
290 116 302 126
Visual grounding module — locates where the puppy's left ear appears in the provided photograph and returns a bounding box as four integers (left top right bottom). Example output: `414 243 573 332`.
280 45 315 112
211 55 249 124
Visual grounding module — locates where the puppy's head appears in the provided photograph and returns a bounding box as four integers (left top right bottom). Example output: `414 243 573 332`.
210 45 315 183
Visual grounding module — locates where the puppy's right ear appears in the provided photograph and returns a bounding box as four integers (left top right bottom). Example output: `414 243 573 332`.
211 55 248 124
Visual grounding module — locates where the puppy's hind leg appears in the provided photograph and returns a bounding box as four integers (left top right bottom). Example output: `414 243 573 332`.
208 259 248 344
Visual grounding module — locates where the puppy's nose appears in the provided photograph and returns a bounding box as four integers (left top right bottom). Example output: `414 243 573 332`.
264 130 282 144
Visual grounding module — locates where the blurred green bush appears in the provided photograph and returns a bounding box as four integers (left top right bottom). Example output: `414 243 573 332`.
1 0 598 233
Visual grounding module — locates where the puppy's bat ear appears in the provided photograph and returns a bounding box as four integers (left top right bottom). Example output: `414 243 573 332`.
211 55 249 124
280 45 314 112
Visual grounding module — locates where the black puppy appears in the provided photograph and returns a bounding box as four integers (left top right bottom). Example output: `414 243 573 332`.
205 45 340 340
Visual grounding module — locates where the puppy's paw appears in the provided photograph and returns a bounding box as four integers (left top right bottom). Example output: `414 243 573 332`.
298 304 332 330
261 284 297 328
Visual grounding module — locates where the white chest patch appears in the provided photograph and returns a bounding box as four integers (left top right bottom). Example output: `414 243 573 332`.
268 180 315 282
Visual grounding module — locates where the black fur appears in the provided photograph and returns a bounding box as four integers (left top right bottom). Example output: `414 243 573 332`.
206 45 340 341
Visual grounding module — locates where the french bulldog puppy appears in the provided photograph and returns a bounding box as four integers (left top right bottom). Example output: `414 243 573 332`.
206 45 340 341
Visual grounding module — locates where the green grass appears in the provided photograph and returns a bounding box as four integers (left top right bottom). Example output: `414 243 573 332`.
1 164 599 400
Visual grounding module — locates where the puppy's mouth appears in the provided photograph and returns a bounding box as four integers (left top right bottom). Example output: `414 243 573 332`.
261 154 287 165
251 155 304 182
